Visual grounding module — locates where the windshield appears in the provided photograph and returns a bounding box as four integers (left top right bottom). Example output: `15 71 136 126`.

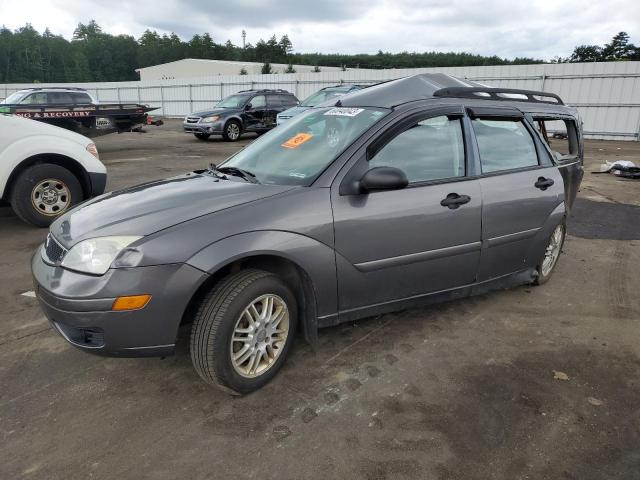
301 89 350 107
2 91 27 104
221 106 389 186
216 94 250 108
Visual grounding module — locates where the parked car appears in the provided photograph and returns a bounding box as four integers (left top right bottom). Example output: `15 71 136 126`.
1 113 106 226
276 84 366 125
32 74 583 394
183 89 299 141
0 87 158 137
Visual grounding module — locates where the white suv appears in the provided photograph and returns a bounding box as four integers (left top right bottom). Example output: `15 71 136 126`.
0 114 107 227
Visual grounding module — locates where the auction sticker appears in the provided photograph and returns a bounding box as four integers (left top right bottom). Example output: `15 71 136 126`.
281 132 313 149
324 107 364 117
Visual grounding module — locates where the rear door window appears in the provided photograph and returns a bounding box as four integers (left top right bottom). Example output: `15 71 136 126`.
534 118 579 160
369 115 466 183
48 92 74 104
472 119 539 173
267 95 284 107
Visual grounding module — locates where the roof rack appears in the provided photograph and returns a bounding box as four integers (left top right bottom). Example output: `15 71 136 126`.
433 87 563 105
237 88 293 94
19 87 88 92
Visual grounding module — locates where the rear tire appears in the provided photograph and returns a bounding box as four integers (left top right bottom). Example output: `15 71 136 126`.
534 222 566 285
10 163 83 227
190 269 297 394
222 120 242 142
194 133 210 140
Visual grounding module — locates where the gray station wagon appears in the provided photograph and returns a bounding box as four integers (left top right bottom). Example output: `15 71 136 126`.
32 74 584 394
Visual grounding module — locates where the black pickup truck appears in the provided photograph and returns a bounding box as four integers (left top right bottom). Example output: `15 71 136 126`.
0 87 160 137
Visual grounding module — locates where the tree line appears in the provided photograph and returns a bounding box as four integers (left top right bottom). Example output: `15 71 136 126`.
0 21 638 83
556 32 640 63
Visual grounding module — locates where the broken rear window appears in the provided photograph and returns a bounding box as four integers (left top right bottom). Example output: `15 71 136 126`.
534 117 579 160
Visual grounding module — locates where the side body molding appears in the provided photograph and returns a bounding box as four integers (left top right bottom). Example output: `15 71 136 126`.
186 230 339 331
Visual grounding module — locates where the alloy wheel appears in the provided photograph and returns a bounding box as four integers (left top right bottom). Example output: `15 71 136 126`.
541 224 564 277
230 294 290 378
227 123 240 140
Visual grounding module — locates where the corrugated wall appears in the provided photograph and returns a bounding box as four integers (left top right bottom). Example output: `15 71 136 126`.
2 61 639 140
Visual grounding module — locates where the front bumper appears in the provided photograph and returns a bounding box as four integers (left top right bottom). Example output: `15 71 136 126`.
88 172 107 197
32 250 208 357
183 121 223 135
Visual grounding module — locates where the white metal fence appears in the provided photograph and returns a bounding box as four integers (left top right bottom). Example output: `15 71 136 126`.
2 61 640 140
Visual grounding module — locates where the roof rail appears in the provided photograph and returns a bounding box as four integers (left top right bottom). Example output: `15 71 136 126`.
237 88 293 94
19 86 88 92
433 87 563 105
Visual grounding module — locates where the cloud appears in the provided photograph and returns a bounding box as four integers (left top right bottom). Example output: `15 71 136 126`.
1 0 638 60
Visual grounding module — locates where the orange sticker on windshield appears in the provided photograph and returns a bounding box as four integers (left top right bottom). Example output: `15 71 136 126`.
281 133 313 149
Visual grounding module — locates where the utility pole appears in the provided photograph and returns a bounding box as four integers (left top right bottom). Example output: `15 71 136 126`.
242 30 246 49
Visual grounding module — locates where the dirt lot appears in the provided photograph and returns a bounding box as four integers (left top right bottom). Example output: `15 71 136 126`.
1 120 639 480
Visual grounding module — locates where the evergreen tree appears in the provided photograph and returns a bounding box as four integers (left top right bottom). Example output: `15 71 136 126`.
602 32 639 60
73 20 102 40
279 35 293 56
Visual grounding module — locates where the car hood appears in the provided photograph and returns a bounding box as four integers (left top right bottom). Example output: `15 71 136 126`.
278 106 309 118
189 108 236 117
0 114 92 146
50 173 295 247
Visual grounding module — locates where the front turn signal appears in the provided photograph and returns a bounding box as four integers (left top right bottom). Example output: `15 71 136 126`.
112 295 152 311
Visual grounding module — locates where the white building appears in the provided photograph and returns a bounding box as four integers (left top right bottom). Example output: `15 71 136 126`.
135 58 349 80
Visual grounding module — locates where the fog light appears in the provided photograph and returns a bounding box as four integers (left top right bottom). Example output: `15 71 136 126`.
112 295 152 311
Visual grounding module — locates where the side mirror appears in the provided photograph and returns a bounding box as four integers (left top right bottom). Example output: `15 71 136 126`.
359 167 408 193
244 103 252 110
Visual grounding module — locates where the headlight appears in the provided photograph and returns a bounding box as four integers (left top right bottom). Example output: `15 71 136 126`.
61 236 142 275
86 143 99 159
202 115 219 123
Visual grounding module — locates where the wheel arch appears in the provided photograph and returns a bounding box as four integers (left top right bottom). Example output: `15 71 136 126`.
223 116 243 130
525 201 567 269
3 153 91 201
181 253 319 345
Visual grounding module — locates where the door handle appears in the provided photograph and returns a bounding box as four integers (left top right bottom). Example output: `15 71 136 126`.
534 177 554 190
440 193 471 209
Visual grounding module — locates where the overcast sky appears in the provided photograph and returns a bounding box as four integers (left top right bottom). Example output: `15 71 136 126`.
1 0 639 60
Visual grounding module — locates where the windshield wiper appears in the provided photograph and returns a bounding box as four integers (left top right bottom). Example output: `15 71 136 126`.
209 164 260 184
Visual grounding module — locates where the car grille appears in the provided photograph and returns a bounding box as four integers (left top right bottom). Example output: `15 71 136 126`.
43 233 67 264
185 117 201 124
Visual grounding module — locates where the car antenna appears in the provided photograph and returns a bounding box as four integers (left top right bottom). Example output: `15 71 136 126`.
335 99 343 107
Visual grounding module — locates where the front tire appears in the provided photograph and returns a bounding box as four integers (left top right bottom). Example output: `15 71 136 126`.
194 133 210 140
534 222 565 285
10 164 83 227
222 120 242 142
190 269 297 394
